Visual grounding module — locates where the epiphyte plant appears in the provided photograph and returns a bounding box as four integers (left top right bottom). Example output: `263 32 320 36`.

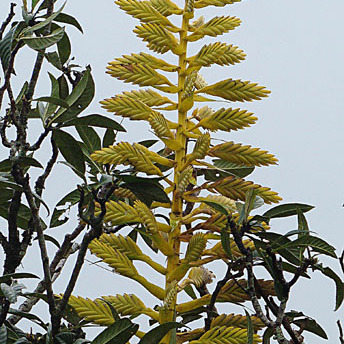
67 0 342 343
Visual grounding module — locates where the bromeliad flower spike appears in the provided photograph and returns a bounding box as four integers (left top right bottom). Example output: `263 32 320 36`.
68 0 343 343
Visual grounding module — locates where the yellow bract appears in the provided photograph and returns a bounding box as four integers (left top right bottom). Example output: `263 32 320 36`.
206 176 282 204
197 78 271 102
198 107 257 132
209 141 278 167
188 16 241 41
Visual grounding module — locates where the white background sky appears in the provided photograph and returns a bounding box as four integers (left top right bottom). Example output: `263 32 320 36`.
0 0 344 343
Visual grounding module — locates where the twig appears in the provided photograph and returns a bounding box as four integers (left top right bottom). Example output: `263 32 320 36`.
3 190 22 274
57 185 116 323
35 137 58 196
29 128 51 151
13 168 58 333
338 320 344 344
0 116 11 148
204 264 231 331
339 250 344 276
0 3 16 40
0 42 22 110
8 224 85 325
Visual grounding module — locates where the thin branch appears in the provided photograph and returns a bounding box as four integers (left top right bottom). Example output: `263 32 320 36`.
29 128 51 151
0 3 16 40
3 190 22 275
339 250 344 276
0 117 11 148
13 168 58 333
8 224 85 325
57 185 116 321
0 42 22 109
35 137 57 196
338 320 344 344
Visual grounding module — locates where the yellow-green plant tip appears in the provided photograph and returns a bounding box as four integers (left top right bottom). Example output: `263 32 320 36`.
188 16 241 41
209 141 278 167
197 78 271 102
207 175 282 204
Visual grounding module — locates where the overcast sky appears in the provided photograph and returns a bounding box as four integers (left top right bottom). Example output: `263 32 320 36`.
0 0 344 343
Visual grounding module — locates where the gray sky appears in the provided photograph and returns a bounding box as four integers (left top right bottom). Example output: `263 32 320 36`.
0 0 344 342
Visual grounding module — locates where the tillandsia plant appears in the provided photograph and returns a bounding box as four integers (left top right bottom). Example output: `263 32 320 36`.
66 0 344 344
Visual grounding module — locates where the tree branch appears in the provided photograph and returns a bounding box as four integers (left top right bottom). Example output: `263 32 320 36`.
7 223 85 325
0 3 16 40
35 137 58 196
57 185 116 322
338 320 344 344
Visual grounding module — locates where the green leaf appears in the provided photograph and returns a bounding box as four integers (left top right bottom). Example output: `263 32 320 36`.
38 0 58 11
203 201 228 215
282 262 310 279
138 139 159 148
45 51 63 69
221 226 232 259
49 68 94 124
76 126 101 153
13 337 30 344
103 129 116 147
61 115 126 131
297 208 309 260
22 27 65 50
100 298 120 322
8 308 47 330
292 318 327 339
0 23 20 71
213 159 255 178
54 13 83 33
244 310 253 344
183 285 197 300
58 74 69 99
314 264 344 311
138 227 158 253
35 96 69 109
22 2 65 35
254 232 305 265
32 0 40 10
120 175 170 207
0 203 46 230
91 318 138 344
0 325 7 344
53 129 86 175
138 322 184 344
55 332 76 344
34 234 61 249
0 273 39 283
276 235 336 258
57 31 71 64
0 175 21 190
263 203 314 221
50 188 80 228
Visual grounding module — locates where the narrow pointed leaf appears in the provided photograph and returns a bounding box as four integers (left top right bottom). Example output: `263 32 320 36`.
138 322 185 344
277 235 336 258
34 96 69 109
263 203 314 220
22 27 65 50
53 129 85 175
54 13 83 33
21 3 66 35
314 264 344 311
61 115 126 131
91 318 138 344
